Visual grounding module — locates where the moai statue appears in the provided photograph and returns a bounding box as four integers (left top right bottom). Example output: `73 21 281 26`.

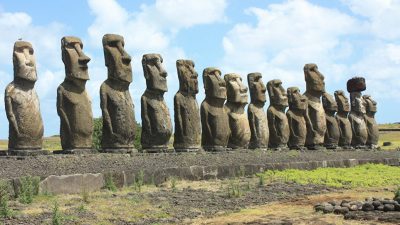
201 67 230 151
57 36 93 153
100 34 136 153
347 77 368 149
267 79 289 150
141 54 172 152
334 90 352 149
5 41 44 155
286 87 307 150
303 63 326 150
363 95 379 149
173 59 201 152
224 73 250 149
322 92 340 149
247 73 269 150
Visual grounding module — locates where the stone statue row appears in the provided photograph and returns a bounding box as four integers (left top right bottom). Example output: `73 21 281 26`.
5 34 379 155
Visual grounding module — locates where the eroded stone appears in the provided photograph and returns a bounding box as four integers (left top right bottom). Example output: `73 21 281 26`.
334 90 353 149
286 87 307 150
322 92 340 149
224 73 250 149
6 41 44 154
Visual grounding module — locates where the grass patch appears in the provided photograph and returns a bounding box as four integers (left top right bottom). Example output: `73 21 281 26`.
259 164 400 188
379 131 400 150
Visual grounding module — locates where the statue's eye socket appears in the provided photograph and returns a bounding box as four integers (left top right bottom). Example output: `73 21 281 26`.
29 49 34 54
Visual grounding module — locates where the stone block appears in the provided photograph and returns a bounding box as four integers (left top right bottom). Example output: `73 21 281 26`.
39 173 104 195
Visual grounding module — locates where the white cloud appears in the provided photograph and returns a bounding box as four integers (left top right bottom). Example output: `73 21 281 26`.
221 0 362 90
343 0 400 40
87 0 227 51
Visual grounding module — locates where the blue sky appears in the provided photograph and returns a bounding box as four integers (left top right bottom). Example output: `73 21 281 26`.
0 0 399 138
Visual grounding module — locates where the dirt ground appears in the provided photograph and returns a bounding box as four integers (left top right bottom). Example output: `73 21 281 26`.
1 176 399 225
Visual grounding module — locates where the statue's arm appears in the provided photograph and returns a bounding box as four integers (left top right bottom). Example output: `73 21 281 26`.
100 87 114 135
200 105 211 138
268 110 278 138
57 87 71 134
248 109 258 140
287 113 297 138
5 91 20 136
141 96 152 136
304 107 315 133
174 95 184 136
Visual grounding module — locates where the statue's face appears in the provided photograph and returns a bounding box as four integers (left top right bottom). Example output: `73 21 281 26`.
61 36 90 81
351 93 366 114
322 93 338 113
304 63 325 94
225 73 248 104
267 79 288 108
142 54 168 93
177 59 198 94
363 95 377 113
248 73 266 103
287 87 307 110
334 91 350 113
103 34 132 84
203 67 226 100
13 41 37 82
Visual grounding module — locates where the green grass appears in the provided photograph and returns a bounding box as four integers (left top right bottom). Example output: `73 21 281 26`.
259 164 400 188
379 131 400 150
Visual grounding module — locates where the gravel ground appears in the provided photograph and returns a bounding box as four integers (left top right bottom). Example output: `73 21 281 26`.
0 150 398 179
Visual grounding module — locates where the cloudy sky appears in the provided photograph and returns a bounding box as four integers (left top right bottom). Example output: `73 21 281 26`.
0 0 399 138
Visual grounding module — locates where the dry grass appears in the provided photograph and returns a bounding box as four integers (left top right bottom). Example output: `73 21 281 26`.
379 131 400 150
192 187 396 225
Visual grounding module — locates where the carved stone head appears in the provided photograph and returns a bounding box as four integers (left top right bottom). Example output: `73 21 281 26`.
247 72 266 104
350 92 366 114
224 73 248 104
142 54 168 93
287 87 307 110
363 95 377 114
267 79 288 108
61 36 90 81
322 92 338 113
102 34 132 84
304 63 325 96
334 90 350 113
13 41 37 82
177 59 198 95
203 67 226 100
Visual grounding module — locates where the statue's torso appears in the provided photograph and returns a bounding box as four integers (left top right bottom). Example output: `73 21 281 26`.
173 92 201 149
305 99 326 145
325 114 340 145
348 112 368 145
201 100 230 147
335 114 352 146
286 110 306 147
267 106 289 147
248 104 269 148
364 115 379 145
6 83 43 148
101 83 136 148
226 104 251 149
141 92 172 148
58 84 93 148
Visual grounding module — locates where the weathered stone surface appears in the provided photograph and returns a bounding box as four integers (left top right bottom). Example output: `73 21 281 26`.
173 60 201 152
58 36 93 151
347 77 368 149
100 34 136 152
141 54 172 152
334 90 353 149
201 67 230 151
363 95 379 149
39 173 104 194
5 41 44 154
322 92 340 149
247 73 269 150
224 73 250 149
286 87 307 150
267 79 289 150
303 64 326 150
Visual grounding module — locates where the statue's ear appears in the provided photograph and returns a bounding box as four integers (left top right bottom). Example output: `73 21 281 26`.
268 83 274 97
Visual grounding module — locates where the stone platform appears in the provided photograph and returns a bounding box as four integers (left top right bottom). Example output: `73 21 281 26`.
0 149 399 195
